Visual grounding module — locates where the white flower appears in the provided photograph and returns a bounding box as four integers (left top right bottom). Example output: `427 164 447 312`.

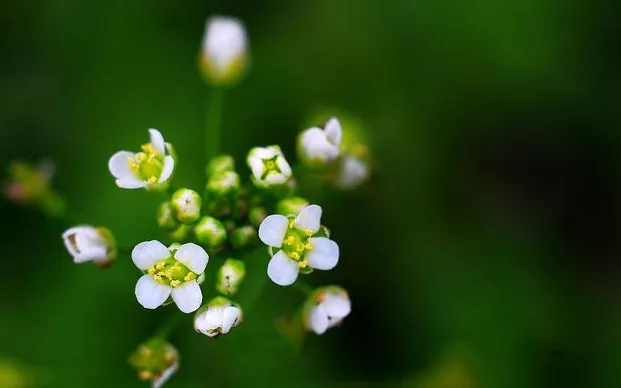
62 225 116 267
304 286 351 335
336 155 369 189
108 129 175 190
194 297 242 337
153 361 178 388
297 117 342 165
258 204 339 286
132 241 209 313
247 145 292 188
200 17 248 85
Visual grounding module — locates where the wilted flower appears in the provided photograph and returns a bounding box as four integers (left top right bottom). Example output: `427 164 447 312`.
170 188 202 224
132 241 208 313
303 286 351 335
297 117 342 167
62 226 117 268
194 296 242 337
247 146 292 188
216 259 246 295
258 204 339 286
108 129 175 190
128 338 179 388
200 17 248 85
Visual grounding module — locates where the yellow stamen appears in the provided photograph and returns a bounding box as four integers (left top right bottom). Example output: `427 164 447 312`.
147 267 156 275
305 229 314 236
290 252 300 260
139 371 152 380
156 262 166 270
147 176 157 184
184 272 197 281
305 242 313 250
298 260 308 268
170 280 181 288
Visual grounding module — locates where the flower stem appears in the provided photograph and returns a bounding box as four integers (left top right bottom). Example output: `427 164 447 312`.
154 312 183 340
205 87 224 168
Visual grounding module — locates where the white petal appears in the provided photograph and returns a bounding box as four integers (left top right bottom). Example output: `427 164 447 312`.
108 151 135 179
135 275 171 309
195 307 222 335
116 175 147 189
62 226 96 256
263 172 288 185
323 293 351 320
153 362 178 388
158 156 175 183
171 281 202 313
324 117 342 146
301 128 338 161
149 128 166 155
267 250 299 286
203 17 247 70
174 243 209 273
132 240 170 270
74 247 107 263
294 204 322 233
258 214 289 247
276 155 292 178
306 237 339 270
221 306 241 334
309 305 329 335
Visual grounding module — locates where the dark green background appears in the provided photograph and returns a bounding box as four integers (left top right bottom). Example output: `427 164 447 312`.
2 0 621 387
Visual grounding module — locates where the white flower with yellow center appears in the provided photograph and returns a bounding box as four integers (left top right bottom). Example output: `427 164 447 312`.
200 17 248 85
258 204 339 286
108 129 175 190
62 225 116 267
132 241 208 313
297 117 342 166
194 296 242 337
247 145 292 188
304 286 351 335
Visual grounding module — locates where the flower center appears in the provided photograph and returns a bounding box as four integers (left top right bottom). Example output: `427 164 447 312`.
260 156 281 180
146 257 198 287
128 144 165 184
281 223 314 268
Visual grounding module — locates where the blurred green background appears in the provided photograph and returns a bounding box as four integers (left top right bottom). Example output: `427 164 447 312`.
2 0 621 387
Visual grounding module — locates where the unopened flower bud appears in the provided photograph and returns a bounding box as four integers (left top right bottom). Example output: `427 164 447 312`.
199 17 248 86
128 338 179 388
276 196 309 216
248 206 267 228
303 286 351 335
216 259 246 295
297 117 342 168
206 154 235 179
194 216 227 251
206 170 240 196
157 201 179 230
194 296 243 337
171 188 202 224
230 225 258 250
62 226 117 268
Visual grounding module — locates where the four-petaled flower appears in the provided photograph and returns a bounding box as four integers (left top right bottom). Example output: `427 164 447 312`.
258 204 339 286
194 296 243 337
108 129 175 190
247 145 292 188
132 241 208 313
304 286 351 335
62 225 117 267
297 117 342 166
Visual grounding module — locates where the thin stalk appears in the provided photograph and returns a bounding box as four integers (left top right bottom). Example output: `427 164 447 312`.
205 88 224 168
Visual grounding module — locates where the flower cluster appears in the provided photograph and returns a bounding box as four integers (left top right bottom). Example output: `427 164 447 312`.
1 15 373 388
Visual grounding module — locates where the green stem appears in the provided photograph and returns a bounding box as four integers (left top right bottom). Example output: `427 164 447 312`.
154 312 183 340
205 88 224 168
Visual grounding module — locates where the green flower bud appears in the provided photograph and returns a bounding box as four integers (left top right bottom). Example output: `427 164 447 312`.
276 196 309 216
216 258 246 295
171 188 202 224
248 206 267 228
206 154 235 178
157 201 179 230
230 225 258 250
199 18 248 87
194 216 227 251
128 338 179 388
206 170 240 196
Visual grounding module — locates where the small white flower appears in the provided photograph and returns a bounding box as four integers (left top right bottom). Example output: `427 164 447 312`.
258 204 339 286
62 225 116 267
247 145 292 188
200 17 248 85
336 155 369 189
194 296 242 337
108 129 175 190
297 117 342 166
304 286 351 335
132 241 209 313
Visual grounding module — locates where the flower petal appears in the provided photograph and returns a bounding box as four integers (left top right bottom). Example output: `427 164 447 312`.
108 151 135 179
221 306 241 334
258 214 289 247
323 293 351 320
158 156 175 183
306 237 339 270
153 362 178 388
309 305 329 335
174 243 209 273
294 204 322 233
149 128 166 155
132 240 170 270
74 247 107 263
116 175 147 189
324 117 342 146
267 250 299 286
171 281 202 313
135 275 171 309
